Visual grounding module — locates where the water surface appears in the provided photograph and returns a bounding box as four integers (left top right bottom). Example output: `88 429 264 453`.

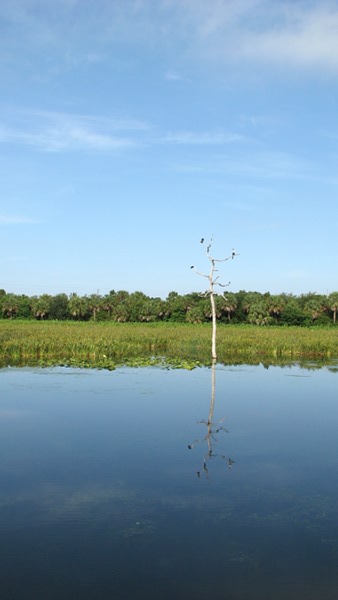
1 364 338 599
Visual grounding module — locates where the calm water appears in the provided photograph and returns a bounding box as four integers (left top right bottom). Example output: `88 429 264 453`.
1 364 338 599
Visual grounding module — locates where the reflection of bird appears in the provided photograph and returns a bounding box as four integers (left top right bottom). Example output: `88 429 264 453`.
200 238 204 244
232 249 236 259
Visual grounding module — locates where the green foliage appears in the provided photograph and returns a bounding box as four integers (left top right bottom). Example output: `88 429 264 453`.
247 300 273 326
0 289 338 327
49 294 69 320
279 297 305 326
16 295 31 319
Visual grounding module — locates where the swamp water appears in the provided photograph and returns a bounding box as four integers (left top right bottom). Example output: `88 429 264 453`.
1 364 338 599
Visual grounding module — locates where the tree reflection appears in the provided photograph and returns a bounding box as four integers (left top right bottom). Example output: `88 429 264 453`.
188 360 234 478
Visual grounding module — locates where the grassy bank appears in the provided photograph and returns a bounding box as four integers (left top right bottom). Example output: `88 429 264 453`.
0 321 338 369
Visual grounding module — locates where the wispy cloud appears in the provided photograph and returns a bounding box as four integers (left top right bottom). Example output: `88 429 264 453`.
0 214 37 225
236 6 338 71
0 108 149 152
163 130 244 145
8 255 28 261
165 70 183 81
0 108 247 152
174 0 338 72
170 149 315 181
3 1 338 76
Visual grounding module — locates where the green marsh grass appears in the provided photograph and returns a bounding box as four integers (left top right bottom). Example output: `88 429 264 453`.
1 321 338 369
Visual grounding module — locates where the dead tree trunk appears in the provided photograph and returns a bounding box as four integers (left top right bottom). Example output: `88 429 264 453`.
191 238 237 361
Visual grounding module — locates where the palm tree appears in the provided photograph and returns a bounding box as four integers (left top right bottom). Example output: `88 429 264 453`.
1 293 19 319
30 294 52 320
328 292 338 324
68 294 89 320
268 294 286 323
303 297 325 322
223 292 238 322
112 303 130 322
88 294 102 321
247 299 272 325
186 301 208 324
241 291 262 316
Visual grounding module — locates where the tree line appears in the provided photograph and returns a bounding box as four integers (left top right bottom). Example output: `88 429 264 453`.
1 288 338 326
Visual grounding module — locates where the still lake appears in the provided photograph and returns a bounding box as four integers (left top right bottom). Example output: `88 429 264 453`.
1 363 338 599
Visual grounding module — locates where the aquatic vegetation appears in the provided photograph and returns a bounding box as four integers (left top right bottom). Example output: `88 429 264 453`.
0 321 338 369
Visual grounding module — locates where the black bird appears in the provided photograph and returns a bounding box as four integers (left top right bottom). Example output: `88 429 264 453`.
200 238 204 244
232 249 236 259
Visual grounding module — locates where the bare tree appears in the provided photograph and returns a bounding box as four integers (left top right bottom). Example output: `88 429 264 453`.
191 237 237 361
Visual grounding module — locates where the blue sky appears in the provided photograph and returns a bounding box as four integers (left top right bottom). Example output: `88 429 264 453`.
1 0 338 298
